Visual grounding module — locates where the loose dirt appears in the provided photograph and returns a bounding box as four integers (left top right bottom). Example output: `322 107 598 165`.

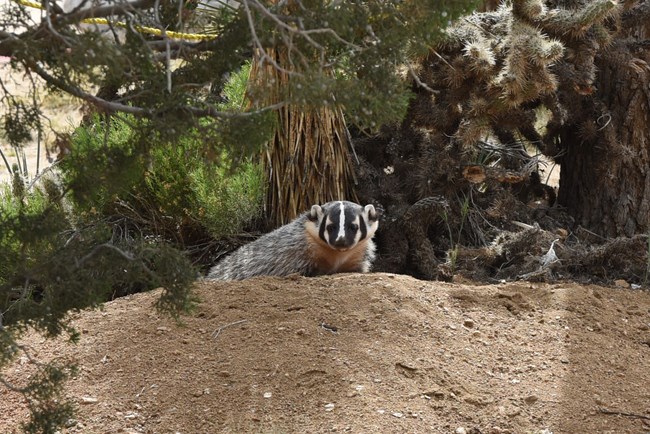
2 273 650 433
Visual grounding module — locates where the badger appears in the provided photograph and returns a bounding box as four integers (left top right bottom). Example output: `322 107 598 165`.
206 200 379 280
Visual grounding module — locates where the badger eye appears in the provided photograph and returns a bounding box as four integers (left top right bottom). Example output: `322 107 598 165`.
349 223 359 231
327 224 336 232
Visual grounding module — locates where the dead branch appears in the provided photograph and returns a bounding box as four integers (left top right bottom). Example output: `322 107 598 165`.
212 319 248 339
598 407 650 421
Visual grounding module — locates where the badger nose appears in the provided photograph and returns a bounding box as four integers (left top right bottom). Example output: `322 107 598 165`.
333 237 347 248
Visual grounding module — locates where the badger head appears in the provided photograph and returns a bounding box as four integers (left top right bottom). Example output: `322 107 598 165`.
306 200 379 251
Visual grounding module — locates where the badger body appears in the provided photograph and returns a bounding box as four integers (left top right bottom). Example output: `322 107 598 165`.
206 201 379 280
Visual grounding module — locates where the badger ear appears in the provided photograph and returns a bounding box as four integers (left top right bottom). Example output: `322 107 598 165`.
364 204 378 221
308 204 323 222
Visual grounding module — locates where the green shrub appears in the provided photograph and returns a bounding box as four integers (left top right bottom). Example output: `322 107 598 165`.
191 161 263 237
141 126 264 239
59 115 144 217
221 61 251 111
60 62 266 243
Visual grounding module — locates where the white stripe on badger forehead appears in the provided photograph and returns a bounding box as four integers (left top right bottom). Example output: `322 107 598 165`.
337 201 346 240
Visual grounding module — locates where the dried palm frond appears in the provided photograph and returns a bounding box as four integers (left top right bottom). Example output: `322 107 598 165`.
249 48 356 227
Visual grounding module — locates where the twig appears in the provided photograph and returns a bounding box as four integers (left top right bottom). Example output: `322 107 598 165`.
23 58 152 116
596 112 612 131
320 322 338 333
0 146 12 175
25 160 60 191
462 16 498 39
212 319 248 339
430 49 455 70
241 0 298 77
598 407 650 421
407 64 439 94
152 0 172 94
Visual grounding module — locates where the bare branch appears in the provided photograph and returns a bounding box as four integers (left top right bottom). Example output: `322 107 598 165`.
212 319 248 339
598 407 650 421
184 101 287 118
246 0 361 70
241 0 299 77
23 59 152 115
408 64 439 94
0 30 21 57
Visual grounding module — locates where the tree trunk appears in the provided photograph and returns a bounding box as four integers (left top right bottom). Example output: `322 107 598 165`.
558 37 650 237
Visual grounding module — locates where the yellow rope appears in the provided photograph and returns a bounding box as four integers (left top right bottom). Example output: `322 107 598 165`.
13 0 217 41
82 17 216 41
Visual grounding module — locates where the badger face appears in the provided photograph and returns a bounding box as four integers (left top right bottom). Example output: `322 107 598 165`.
307 201 379 251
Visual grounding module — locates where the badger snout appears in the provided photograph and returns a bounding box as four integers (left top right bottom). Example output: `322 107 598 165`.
333 237 348 248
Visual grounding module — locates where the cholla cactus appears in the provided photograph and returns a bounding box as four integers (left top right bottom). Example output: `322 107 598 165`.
409 0 620 165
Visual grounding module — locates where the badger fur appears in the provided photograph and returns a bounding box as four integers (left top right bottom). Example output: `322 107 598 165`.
206 200 379 280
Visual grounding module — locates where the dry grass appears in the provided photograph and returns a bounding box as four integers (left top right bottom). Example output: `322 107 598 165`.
249 49 356 226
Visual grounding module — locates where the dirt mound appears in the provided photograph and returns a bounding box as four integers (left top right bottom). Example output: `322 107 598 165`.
2 274 650 433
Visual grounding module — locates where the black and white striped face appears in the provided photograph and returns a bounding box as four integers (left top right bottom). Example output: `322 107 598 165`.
307 201 379 251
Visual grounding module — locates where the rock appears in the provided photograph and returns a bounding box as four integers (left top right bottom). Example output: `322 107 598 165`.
506 406 521 417
392 412 403 418
455 427 467 434
614 279 629 288
263 392 272 399
324 403 335 412
524 395 538 405
463 319 475 328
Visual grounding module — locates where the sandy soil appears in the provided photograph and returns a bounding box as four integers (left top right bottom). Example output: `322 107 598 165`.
1 273 649 433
